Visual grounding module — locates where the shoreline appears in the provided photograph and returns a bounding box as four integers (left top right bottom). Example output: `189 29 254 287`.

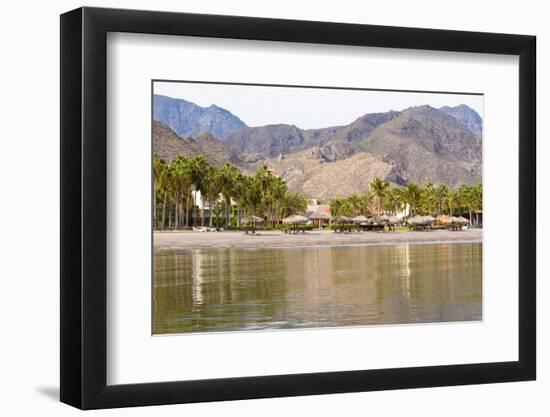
154 229 482 251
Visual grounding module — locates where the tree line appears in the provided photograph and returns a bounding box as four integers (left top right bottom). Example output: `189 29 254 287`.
153 154 308 230
330 180 483 226
154 154 482 230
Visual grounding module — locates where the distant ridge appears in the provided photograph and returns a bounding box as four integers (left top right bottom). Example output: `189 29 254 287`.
439 104 483 135
153 94 247 139
224 111 400 157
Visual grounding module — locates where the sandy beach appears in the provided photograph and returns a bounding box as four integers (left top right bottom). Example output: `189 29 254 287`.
154 228 482 251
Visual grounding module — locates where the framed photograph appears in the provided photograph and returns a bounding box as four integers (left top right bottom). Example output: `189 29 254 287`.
60 7 536 409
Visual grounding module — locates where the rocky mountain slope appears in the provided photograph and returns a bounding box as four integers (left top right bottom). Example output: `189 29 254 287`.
257 147 406 199
153 121 244 166
349 105 482 187
439 104 483 135
153 94 247 139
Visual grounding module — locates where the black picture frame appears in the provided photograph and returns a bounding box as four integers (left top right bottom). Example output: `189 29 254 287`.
60 6 536 410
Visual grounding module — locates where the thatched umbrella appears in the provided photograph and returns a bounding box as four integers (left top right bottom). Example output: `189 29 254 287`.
379 214 390 224
388 216 401 225
407 215 435 226
241 215 264 233
283 214 309 233
309 212 331 230
283 215 309 224
457 216 470 224
351 215 368 224
406 216 419 225
241 215 264 225
333 215 352 224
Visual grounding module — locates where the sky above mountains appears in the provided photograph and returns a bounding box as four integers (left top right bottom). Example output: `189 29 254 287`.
154 81 483 130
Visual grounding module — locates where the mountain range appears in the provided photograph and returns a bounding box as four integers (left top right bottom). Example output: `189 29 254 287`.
153 94 482 198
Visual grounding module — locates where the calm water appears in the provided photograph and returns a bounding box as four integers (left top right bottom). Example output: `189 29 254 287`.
153 243 482 334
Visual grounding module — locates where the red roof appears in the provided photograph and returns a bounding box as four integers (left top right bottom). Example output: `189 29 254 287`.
316 204 331 215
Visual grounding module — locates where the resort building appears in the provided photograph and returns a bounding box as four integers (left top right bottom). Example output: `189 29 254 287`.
306 200 332 226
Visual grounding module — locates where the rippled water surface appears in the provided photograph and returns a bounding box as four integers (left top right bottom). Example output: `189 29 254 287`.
153 243 482 334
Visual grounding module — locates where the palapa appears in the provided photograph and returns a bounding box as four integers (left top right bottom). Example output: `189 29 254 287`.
333 215 352 223
407 215 435 225
241 215 264 225
282 215 309 224
308 212 331 220
309 212 331 230
388 216 401 225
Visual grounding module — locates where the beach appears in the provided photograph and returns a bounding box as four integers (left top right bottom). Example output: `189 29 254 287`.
154 228 482 251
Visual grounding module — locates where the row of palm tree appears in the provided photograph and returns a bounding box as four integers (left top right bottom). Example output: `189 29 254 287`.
153 154 309 230
154 153 483 230
330 178 482 225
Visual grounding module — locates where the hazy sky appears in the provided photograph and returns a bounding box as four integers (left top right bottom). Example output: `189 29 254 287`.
154 81 483 130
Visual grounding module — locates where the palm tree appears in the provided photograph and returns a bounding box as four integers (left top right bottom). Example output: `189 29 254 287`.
231 172 248 226
421 182 437 215
383 187 403 215
171 156 192 228
219 163 239 226
370 177 389 215
330 198 345 217
241 175 263 218
188 156 209 226
163 164 178 229
255 165 274 215
447 189 462 218
152 155 168 229
280 191 308 218
472 183 482 226
434 184 449 216
459 183 477 225
346 193 363 216
203 166 223 227
402 182 422 217
266 176 287 225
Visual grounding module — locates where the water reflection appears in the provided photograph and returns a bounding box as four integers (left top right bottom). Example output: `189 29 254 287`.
153 243 482 334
